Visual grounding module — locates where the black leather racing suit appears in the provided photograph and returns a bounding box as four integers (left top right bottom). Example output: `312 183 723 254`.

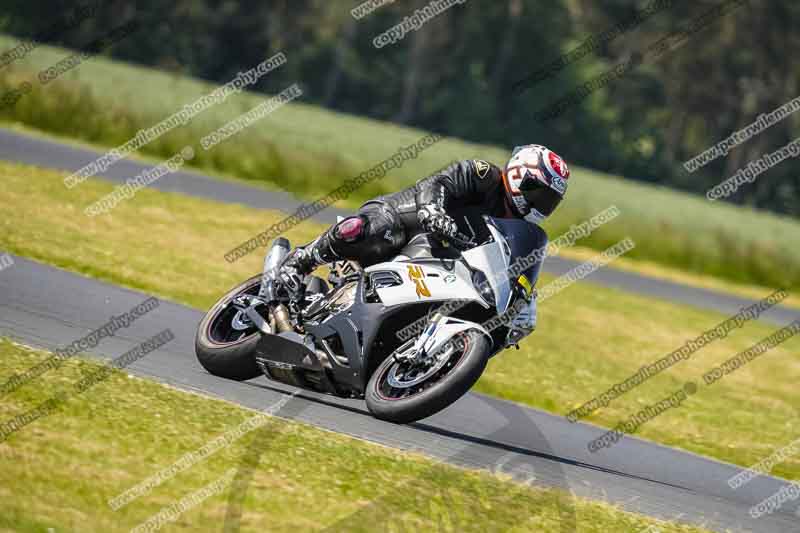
283 159 530 273
279 158 549 346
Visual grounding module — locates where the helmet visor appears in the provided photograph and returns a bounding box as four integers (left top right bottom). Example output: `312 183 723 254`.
520 178 562 216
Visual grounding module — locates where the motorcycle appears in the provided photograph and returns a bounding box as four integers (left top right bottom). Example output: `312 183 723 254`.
195 212 544 423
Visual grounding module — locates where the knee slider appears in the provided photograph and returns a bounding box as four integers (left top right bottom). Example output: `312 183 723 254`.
333 216 366 243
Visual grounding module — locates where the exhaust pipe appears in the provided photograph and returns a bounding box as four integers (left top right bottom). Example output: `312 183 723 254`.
272 304 293 333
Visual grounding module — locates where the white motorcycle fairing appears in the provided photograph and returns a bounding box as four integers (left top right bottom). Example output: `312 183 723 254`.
365 223 513 314
363 225 516 355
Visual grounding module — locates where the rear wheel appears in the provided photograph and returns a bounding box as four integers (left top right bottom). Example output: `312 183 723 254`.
365 330 489 424
195 275 264 381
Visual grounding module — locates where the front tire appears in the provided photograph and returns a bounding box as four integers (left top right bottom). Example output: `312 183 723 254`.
365 330 490 424
195 275 264 381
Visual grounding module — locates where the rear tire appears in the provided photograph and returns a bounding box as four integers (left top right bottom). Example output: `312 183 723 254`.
365 330 489 424
195 275 264 381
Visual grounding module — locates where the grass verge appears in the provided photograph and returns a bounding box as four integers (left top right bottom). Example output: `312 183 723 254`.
0 339 710 532
2 160 799 482
0 34 799 289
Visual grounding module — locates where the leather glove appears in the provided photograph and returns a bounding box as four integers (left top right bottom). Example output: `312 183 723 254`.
418 204 458 239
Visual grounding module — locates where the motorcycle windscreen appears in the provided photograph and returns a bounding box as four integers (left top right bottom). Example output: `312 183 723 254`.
447 206 493 244
485 217 548 287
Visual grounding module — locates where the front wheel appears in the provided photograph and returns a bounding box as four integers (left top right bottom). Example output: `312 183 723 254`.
195 275 264 381
365 330 490 424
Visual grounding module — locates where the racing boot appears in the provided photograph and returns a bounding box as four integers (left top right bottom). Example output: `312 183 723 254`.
276 231 339 302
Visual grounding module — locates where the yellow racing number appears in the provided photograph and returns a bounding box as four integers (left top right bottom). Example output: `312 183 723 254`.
407 265 431 298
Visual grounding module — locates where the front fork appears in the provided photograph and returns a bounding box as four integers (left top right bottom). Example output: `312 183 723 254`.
394 312 445 364
395 313 492 365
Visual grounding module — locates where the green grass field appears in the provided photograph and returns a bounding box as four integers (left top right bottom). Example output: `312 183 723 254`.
0 340 713 532
1 34 799 290
3 160 798 483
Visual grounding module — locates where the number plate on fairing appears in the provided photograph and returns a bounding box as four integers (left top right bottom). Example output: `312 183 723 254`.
364 260 484 307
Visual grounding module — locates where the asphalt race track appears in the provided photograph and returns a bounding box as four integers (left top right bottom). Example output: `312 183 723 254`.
0 128 349 223
1 256 799 532
2 128 800 531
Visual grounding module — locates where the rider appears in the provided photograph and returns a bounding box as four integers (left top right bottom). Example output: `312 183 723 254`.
276 144 570 346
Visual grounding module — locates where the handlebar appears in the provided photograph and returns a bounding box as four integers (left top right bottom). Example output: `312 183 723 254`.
442 232 477 251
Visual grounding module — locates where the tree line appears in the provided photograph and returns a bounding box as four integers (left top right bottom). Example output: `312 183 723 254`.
2 0 798 217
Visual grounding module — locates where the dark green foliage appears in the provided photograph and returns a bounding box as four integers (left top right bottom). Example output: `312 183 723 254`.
2 1 797 216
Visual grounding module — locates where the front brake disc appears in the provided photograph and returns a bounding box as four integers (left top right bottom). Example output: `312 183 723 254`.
386 343 456 388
